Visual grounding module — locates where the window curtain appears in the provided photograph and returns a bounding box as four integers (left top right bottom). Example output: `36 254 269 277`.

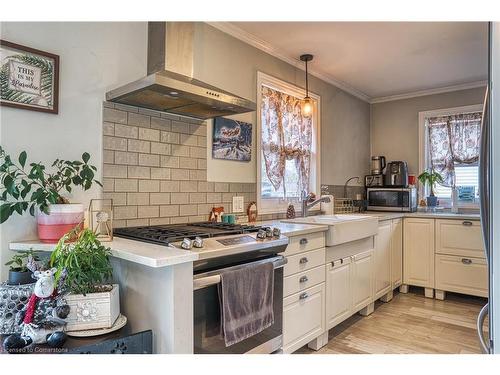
261 85 313 197
427 112 482 187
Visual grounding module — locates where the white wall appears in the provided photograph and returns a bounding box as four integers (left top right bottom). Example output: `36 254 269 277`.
194 23 371 185
0 22 147 280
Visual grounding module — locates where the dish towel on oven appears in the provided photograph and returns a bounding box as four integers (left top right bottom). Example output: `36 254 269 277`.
219 261 275 347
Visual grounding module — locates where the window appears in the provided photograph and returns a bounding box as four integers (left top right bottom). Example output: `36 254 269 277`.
419 104 483 207
257 72 320 214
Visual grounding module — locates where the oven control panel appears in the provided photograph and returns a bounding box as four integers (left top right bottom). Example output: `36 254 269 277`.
216 235 255 246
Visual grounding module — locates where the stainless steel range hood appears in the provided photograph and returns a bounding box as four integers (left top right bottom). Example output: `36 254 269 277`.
106 22 256 120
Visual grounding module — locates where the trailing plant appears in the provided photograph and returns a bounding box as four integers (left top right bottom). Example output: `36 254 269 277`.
0 146 102 224
50 228 113 295
5 249 42 272
418 169 444 197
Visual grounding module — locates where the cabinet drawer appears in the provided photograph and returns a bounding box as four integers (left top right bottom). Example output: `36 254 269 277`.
285 232 325 256
284 247 325 277
283 283 325 354
284 265 326 297
435 254 488 297
436 219 484 258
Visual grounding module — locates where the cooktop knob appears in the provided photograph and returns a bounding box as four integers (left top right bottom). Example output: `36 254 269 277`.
272 228 281 238
181 238 193 250
256 229 267 240
193 236 204 248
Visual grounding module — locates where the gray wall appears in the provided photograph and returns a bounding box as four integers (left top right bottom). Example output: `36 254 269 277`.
370 86 486 174
194 23 371 185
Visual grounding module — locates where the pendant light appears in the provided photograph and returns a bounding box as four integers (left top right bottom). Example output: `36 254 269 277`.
300 54 314 117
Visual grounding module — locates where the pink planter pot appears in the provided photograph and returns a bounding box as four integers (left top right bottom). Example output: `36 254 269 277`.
36 204 84 243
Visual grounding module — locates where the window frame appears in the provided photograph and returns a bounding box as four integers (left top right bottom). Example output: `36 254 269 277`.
256 71 321 215
418 104 483 208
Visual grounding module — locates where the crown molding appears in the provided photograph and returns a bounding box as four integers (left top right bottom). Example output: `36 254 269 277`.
207 22 487 106
369 80 488 104
206 22 371 103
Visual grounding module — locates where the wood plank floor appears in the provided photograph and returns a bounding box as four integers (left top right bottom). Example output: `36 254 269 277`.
295 287 488 354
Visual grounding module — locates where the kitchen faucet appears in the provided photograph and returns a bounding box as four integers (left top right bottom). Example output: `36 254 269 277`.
301 191 331 217
343 176 361 198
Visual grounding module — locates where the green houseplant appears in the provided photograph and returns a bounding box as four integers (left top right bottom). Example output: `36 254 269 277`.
0 146 102 242
418 169 444 207
5 249 42 285
49 228 119 331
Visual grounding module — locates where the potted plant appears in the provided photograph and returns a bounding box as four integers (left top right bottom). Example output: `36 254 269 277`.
418 169 444 207
0 146 102 242
4 249 42 285
50 228 119 331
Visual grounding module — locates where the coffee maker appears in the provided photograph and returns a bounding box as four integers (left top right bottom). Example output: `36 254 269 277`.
365 156 386 187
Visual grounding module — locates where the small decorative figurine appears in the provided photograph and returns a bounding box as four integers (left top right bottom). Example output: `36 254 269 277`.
286 204 296 219
88 199 113 241
2 268 70 353
210 206 225 222
247 202 257 223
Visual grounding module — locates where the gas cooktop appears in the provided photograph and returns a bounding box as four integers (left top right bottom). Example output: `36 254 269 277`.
114 222 264 246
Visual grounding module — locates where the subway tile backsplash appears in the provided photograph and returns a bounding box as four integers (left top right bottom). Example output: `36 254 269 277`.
102 102 258 228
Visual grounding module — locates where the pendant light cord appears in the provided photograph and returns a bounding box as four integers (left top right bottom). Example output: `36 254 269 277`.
305 60 309 97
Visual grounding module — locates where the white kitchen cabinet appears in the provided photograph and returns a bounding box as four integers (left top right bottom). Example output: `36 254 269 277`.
374 221 392 300
326 257 352 330
435 219 484 259
403 218 435 297
283 283 326 354
351 249 374 312
391 219 403 289
435 254 488 298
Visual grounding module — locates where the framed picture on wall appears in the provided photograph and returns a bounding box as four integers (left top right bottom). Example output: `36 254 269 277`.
0 40 59 114
212 117 252 162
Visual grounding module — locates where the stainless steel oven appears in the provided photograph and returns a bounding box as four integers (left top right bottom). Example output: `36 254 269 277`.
367 187 417 212
193 255 286 354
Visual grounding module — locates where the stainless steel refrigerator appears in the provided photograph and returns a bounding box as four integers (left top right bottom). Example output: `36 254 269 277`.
478 21 500 354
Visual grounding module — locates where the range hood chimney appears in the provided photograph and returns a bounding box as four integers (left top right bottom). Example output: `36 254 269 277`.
106 22 256 120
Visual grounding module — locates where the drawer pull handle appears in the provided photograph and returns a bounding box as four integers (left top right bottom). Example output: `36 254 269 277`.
299 257 308 264
462 221 473 226
462 258 472 265
299 238 309 245
299 276 309 283
299 292 309 300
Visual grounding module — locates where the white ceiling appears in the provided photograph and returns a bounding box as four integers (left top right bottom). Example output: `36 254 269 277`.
212 22 488 102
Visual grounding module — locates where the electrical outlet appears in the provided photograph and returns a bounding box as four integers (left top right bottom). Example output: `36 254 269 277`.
233 196 244 213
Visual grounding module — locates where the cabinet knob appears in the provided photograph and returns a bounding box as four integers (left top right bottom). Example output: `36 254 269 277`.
299 292 309 300
299 257 308 264
462 258 473 265
462 221 473 226
299 276 308 283
299 238 308 245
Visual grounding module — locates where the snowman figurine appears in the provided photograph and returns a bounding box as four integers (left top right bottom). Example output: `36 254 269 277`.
3 268 70 352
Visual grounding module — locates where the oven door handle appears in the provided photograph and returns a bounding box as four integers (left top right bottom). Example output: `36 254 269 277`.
193 256 287 291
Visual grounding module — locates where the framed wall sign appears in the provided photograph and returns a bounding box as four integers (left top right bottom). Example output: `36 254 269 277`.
212 117 252 162
0 40 59 114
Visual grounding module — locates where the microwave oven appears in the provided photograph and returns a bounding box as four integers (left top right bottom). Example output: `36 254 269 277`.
366 187 417 212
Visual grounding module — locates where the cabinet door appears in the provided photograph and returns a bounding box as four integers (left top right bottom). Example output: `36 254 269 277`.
403 218 435 288
351 250 374 312
391 219 403 288
283 283 325 354
326 258 352 330
374 221 392 299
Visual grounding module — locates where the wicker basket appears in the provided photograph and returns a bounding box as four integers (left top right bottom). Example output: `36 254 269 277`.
333 198 355 214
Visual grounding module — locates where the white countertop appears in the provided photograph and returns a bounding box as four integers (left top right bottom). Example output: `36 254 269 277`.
9 222 328 268
362 210 481 221
9 237 199 268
